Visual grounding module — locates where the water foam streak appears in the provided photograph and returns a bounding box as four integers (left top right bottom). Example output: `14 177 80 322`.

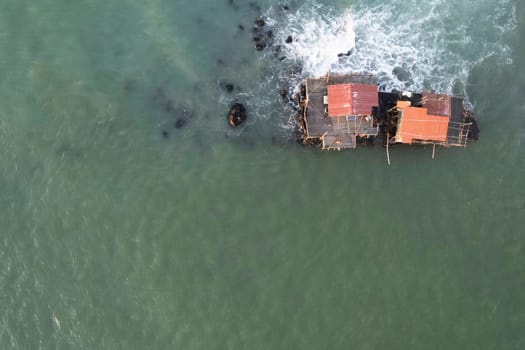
269 0 517 94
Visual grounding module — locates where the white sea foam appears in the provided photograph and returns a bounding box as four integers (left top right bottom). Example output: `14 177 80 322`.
268 0 517 94
273 7 356 77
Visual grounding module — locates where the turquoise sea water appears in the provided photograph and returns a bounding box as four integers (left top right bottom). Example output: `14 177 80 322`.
1 0 524 349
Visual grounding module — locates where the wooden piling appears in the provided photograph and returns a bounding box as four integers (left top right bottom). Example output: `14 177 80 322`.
386 132 391 165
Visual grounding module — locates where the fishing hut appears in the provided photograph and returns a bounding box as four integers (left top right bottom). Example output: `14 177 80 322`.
380 91 474 148
300 73 379 150
299 72 479 156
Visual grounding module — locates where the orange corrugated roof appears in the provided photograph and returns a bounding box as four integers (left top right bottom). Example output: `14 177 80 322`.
395 101 450 143
327 83 377 117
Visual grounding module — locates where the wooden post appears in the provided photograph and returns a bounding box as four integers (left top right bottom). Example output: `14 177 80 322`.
386 132 391 166
432 144 436 159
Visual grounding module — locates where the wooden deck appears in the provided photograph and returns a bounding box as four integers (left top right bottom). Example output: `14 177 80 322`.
304 76 378 150
445 97 470 147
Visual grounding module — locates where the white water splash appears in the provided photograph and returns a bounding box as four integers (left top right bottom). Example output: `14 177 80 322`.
269 0 517 94
275 7 356 77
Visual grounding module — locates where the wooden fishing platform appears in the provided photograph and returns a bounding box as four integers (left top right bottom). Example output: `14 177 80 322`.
299 72 478 155
302 74 379 150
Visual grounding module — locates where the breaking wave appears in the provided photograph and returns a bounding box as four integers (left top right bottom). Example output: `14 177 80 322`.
266 0 517 94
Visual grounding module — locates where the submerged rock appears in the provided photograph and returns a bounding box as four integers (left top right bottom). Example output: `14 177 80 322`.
124 80 135 92
250 2 262 12
174 118 187 129
164 99 174 112
228 103 247 127
219 80 235 93
392 66 411 82
175 107 192 128
285 35 293 44
251 14 275 52
225 82 234 92
227 0 239 10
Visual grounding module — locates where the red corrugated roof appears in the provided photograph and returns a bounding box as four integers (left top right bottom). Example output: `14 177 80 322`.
327 84 352 116
327 83 377 117
351 84 378 115
395 101 449 144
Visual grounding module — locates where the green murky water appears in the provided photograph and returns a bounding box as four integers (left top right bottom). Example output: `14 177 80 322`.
1 0 524 349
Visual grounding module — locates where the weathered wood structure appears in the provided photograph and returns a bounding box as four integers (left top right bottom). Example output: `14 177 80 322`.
299 73 479 153
301 73 379 150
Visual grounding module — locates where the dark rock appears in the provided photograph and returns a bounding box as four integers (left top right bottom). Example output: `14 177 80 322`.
161 130 170 138
337 49 353 57
255 18 265 27
266 30 273 38
280 4 290 11
238 24 245 30
279 56 286 61
228 103 247 127
255 43 266 51
253 36 261 42
285 35 293 43
279 89 287 98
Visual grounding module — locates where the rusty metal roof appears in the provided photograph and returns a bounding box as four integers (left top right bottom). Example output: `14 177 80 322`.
327 83 377 117
395 101 450 143
422 92 451 116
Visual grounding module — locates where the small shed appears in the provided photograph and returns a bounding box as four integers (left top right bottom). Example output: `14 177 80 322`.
327 83 377 117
